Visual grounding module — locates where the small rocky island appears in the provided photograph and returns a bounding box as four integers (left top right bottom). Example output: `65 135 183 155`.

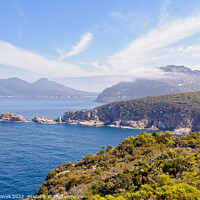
0 113 27 122
32 117 56 124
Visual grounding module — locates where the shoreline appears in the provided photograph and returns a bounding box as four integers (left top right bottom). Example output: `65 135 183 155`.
0 120 184 134
0 112 188 134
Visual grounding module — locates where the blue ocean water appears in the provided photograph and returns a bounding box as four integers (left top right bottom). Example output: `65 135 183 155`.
0 97 153 198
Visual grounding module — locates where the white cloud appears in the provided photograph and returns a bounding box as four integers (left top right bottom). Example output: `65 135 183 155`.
159 0 172 22
167 44 200 57
0 41 86 78
58 33 93 60
108 14 200 72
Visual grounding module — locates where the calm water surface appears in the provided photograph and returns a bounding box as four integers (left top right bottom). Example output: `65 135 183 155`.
0 97 153 198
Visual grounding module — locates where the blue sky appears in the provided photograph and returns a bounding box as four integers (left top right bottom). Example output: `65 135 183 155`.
0 0 200 91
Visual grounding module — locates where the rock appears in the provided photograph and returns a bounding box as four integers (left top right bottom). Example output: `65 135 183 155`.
157 121 166 129
78 120 104 126
94 121 104 126
78 121 95 126
62 109 99 123
57 117 62 123
32 117 56 124
173 127 192 134
111 120 121 127
0 113 26 122
121 119 152 129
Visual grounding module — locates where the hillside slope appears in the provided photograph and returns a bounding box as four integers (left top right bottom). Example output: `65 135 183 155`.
96 65 200 103
29 131 200 200
59 91 200 134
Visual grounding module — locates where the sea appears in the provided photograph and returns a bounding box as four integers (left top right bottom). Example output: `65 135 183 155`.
0 97 154 199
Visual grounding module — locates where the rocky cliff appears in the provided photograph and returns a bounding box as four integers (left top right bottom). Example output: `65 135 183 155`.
58 91 200 134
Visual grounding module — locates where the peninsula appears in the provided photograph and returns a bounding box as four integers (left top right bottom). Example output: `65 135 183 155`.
56 91 200 134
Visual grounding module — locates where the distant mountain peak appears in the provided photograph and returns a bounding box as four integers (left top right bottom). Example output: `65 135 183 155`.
160 65 192 73
8 77 24 81
34 78 49 83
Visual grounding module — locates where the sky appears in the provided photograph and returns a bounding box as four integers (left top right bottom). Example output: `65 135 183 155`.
0 0 200 92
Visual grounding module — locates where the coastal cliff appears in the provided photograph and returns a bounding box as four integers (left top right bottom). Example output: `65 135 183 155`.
57 91 200 134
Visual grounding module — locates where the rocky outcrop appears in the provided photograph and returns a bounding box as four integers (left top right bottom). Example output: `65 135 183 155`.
60 109 100 123
60 111 193 134
78 121 104 126
0 113 26 122
55 109 103 127
32 117 56 124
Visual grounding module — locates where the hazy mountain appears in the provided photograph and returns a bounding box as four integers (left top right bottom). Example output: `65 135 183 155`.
96 65 200 103
0 77 97 97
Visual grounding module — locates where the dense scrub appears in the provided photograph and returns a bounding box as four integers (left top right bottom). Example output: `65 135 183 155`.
28 131 200 199
96 91 200 122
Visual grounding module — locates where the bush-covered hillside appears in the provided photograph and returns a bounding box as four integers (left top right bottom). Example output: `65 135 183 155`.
96 91 200 121
28 131 200 200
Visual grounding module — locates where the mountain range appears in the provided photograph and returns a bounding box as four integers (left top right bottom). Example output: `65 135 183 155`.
96 65 200 103
0 77 97 97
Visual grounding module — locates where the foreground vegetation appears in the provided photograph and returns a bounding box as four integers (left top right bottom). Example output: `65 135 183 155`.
27 131 200 199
